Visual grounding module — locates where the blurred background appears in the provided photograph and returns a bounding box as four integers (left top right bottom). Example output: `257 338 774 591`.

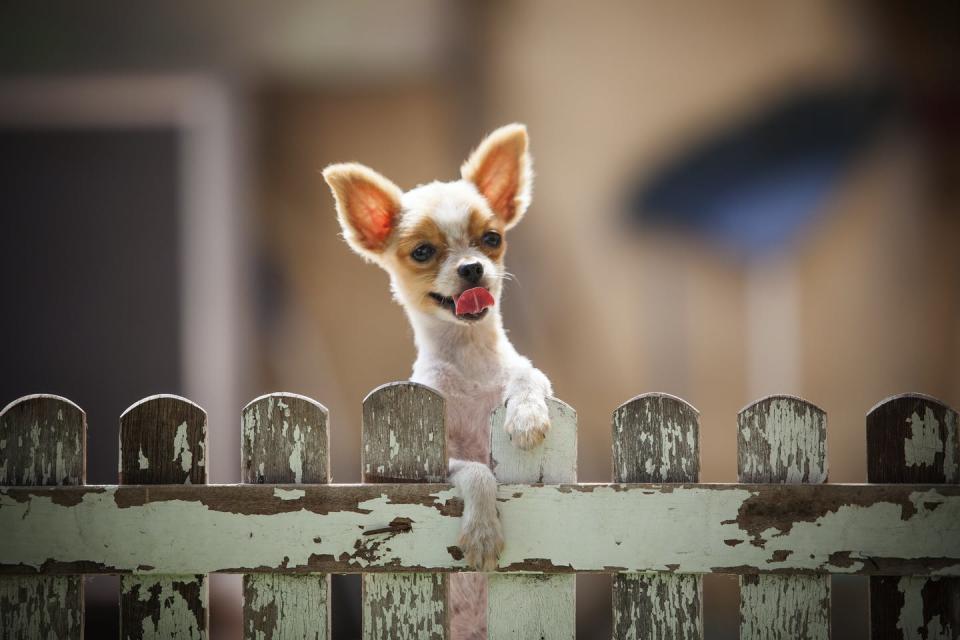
1 1 958 637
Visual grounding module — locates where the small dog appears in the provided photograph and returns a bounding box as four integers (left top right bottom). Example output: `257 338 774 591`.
324 124 552 637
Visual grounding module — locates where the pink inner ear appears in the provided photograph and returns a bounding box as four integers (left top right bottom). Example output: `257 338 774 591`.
475 146 519 224
351 182 399 250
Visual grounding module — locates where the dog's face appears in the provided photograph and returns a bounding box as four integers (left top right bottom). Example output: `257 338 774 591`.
324 124 532 326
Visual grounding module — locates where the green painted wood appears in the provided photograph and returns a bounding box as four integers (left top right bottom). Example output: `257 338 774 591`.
488 397 577 640
738 395 830 640
361 382 448 640
0 394 86 640
868 393 960 640
2 483 959 576
241 393 331 640
119 394 208 640
612 393 702 640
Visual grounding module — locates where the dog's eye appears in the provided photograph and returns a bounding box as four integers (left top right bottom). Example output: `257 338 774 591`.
482 231 501 248
411 243 436 262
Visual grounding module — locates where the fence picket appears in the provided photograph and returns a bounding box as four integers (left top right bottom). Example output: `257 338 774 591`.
0 395 86 640
488 397 577 639
119 394 208 640
611 393 702 639
867 393 959 640
241 392 331 639
737 395 830 640
361 382 448 640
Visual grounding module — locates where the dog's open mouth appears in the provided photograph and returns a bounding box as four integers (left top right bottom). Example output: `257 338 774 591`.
429 287 494 321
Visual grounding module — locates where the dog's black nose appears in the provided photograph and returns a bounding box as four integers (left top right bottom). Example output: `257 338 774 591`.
458 262 484 284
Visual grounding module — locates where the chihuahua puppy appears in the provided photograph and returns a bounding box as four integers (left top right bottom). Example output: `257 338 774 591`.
324 124 552 637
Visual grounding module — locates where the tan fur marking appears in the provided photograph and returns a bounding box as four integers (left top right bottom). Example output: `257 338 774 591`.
469 210 506 262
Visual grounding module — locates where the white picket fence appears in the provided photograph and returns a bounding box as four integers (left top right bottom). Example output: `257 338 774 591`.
0 384 958 639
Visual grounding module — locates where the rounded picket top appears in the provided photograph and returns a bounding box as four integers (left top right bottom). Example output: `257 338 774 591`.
490 396 578 484
241 391 329 484
866 392 958 484
362 381 446 482
119 393 207 485
737 394 827 484
0 393 86 485
612 392 699 483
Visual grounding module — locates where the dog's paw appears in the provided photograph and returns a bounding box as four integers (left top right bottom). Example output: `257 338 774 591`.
458 509 504 571
504 395 551 450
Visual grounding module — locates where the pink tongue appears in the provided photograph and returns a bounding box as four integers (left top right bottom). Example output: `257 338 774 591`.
455 287 495 316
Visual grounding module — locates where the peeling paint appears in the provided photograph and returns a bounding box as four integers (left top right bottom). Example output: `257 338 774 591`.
1 485 959 575
288 424 304 484
740 575 829 639
273 488 305 501
363 574 445 640
244 574 328 640
121 575 207 639
904 409 944 467
138 446 150 470
173 422 193 474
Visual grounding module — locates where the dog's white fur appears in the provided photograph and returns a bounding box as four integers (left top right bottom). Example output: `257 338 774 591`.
323 124 552 638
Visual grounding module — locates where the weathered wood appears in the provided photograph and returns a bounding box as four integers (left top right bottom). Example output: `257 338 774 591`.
738 395 830 640
488 397 577 639
2 483 959 576
0 394 85 640
119 394 206 485
241 393 331 639
361 382 448 639
868 393 960 640
119 394 208 639
611 393 702 640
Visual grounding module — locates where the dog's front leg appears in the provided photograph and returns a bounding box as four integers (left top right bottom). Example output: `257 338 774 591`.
449 458 504 571
503 356 553 450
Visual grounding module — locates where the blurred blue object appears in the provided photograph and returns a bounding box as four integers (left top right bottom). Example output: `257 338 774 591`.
629 83 897 256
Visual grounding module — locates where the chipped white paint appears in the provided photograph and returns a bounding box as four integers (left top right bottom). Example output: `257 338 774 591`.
487 574 575 639
0 576 81 639
896 576 955 639
612 573 701 640
173 422 193 474
489 398 577 638
288 424 304 484
363 573 445 639
740 575 829 640
2 486 960 574
122 575 207 639
273 488 305 501
244 574 329 640
904 409 944 468
138 446 150 470
739 398 827 484
388 430 400 460
491 398 577 483
613 398 697 483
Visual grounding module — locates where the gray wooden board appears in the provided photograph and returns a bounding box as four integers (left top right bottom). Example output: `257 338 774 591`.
361 382 448 639
738 395 830 640
0 394 85 640
867 394 960 640
119 394 208 640
241 393 331 640
612 393 702 640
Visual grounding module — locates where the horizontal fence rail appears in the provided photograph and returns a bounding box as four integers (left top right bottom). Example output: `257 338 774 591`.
1 483 959 576
1 388 958 639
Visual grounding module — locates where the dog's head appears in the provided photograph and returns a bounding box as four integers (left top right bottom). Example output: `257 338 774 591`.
323 124 532 325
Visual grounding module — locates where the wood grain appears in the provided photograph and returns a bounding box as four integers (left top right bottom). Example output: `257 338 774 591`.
488 397 577 639
241 393 331 639
738 395 830 640
612 393 702 640
119 394 208 640
0 394 85 640
361 382 448 639
868 393 959 640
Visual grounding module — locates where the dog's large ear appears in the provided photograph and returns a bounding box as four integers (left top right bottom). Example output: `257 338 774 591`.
323 163 403 259
461 123 532 229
